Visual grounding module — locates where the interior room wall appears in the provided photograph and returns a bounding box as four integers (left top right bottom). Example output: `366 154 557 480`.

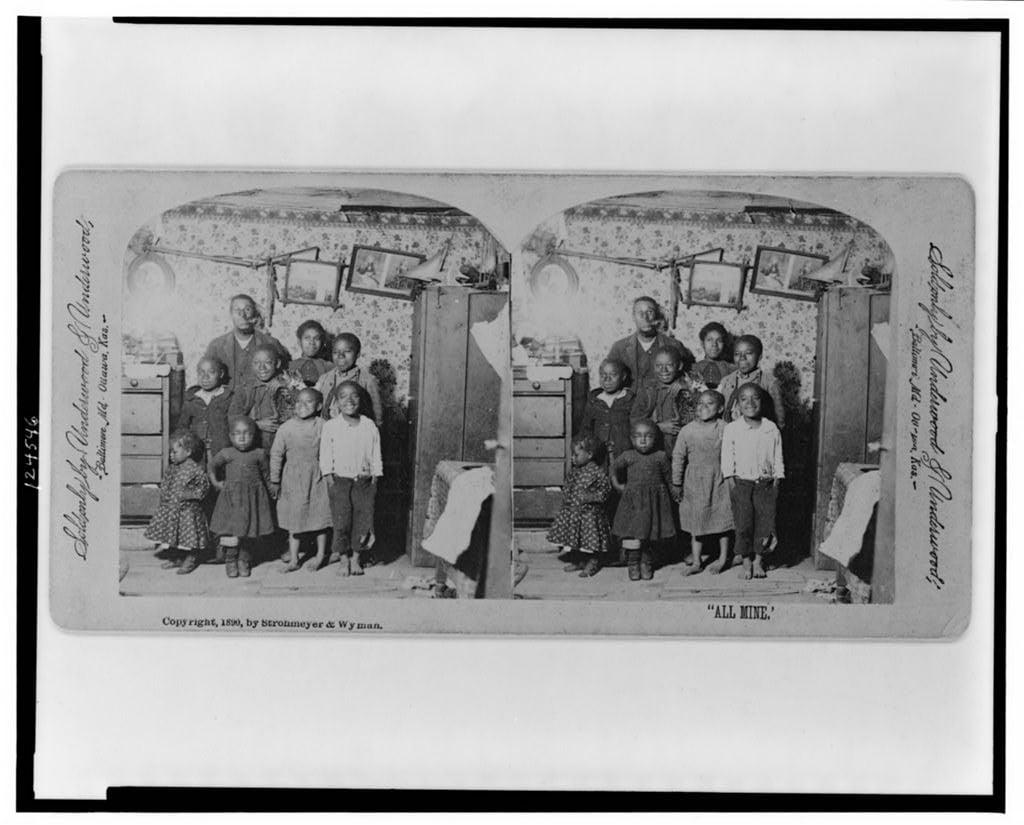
123 202 498 405
512 203 893 402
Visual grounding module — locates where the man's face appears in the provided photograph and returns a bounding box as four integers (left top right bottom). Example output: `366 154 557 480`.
230 298 257 333
633 300 658 336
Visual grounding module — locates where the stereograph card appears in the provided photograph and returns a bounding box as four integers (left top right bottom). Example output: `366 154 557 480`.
46 170 974 638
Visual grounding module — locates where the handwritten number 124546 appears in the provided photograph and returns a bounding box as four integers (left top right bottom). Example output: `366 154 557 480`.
23 415 39 490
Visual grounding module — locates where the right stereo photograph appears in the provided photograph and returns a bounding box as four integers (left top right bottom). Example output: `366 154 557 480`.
509 179 973 635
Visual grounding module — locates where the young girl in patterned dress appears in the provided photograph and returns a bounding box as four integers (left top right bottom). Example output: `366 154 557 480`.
611 419 677 581
144 430 211 575
672 390 734 576
546 433 613 578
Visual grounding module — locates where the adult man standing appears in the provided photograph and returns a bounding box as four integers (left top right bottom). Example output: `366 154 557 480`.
606 296 694 388
204 293 290 390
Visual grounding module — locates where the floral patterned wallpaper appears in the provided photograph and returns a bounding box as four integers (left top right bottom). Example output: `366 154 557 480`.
123 204 499 404
512 204 893 399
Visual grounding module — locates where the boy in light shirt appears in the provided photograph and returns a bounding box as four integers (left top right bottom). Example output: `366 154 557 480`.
319 381 383 576
721 382 785 580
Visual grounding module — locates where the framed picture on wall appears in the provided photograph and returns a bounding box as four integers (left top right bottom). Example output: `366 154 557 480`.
683 261 747 309
282 258 343 307
346 245 426 301
750 246 829 301
670 248 726 326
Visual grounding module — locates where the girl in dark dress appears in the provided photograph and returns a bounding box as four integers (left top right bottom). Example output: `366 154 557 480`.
611 419 677 581
208 416 276 578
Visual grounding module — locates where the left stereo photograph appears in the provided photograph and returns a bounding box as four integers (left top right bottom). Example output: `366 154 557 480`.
50 170 514 632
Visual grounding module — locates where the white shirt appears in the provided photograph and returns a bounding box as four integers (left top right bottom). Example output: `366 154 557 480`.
319 415 383 479
721 417 785 481
193 386 225 405
596 388 628 407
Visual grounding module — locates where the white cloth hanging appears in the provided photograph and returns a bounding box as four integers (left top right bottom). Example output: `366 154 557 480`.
421 466 495 564
818 469 880 567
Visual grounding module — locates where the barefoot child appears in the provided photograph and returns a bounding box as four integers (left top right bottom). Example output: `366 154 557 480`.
144 430 211 575
316 333 384 429
290 320 333 387
319 381 383 576
208 416 277 578
611 419 676 581
269 388 332 572
546 434 613 578
720 383 784 580
672 390 734 576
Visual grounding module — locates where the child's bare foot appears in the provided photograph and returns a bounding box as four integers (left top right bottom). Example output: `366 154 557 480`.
752 556 767 578
738 557 753 580
708 557 731 574
681 561 702 576
350 554 365 576
329 551 342 565
282 560 302 573
305 554 327 571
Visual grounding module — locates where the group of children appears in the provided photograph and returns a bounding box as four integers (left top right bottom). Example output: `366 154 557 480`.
145 318 383 579
548 319 786 582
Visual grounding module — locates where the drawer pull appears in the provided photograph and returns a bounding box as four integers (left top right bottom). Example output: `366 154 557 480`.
531 381 541 390
130 378 139 388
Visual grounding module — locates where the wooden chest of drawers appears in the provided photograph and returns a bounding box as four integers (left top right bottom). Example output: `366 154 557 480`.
512 367 572 526
121 369 185 523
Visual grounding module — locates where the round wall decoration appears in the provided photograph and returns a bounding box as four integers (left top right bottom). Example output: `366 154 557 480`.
126 252 176 296
528 254 579 300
